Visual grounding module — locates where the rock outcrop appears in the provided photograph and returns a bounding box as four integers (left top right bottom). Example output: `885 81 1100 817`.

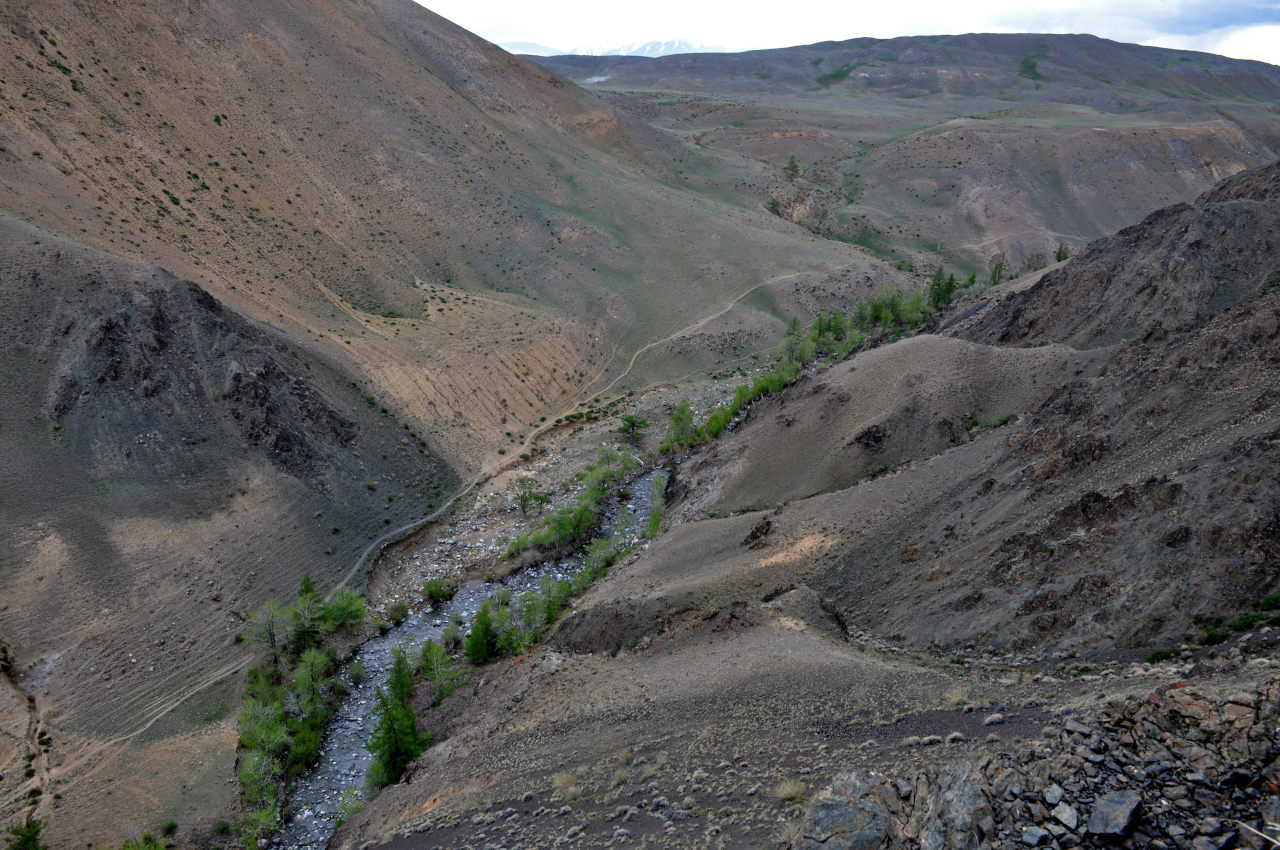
800 680 1280 849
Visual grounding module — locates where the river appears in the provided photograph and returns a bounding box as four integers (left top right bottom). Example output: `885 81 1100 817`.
276 469 665 848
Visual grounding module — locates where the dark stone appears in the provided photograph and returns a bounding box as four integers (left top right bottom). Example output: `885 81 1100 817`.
798 773 892 850
1087 790 1143 835
1022 826 1050 846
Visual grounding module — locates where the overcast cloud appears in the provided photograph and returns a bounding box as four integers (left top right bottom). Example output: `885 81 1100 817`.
414 0 1280 65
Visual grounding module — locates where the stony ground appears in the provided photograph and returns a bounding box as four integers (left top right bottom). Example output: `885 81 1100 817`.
801 673 1280 849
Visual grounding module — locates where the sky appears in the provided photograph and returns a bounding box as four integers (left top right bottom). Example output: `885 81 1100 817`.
413 0 1280 65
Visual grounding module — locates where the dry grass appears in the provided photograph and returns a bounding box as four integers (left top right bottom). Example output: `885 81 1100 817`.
772 778 808 804
774 819 805 849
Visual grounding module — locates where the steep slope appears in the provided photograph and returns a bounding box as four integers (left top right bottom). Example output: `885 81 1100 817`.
335 160 1280 849
534 34 1280 276
0 214 454 842
946 157 1280 347
0 0 880 467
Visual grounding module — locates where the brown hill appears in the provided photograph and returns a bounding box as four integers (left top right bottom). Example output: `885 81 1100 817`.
533 35 1280 276
0 0 881 469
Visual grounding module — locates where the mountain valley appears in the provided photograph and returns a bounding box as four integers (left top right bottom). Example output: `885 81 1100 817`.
0 2 1278 848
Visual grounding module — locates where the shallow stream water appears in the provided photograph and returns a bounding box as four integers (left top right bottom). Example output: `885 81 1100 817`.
276 469 664 848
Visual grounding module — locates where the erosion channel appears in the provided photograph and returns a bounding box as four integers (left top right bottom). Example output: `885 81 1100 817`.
278 469 667 848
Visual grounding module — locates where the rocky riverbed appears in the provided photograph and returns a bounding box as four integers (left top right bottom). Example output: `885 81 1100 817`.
275 470 665 848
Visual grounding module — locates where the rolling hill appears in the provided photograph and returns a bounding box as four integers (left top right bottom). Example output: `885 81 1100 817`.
533 34 1280 275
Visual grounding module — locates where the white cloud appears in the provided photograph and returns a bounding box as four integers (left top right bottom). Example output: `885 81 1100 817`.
1145 23 1280 65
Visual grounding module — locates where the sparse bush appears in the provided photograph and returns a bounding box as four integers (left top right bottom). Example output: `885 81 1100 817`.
420 640 462 705
646 471 668 538
507 475 549 516
1146 648 1177 664
441 611 464 651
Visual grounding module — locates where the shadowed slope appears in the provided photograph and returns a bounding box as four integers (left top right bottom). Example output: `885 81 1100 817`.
0 214 453 842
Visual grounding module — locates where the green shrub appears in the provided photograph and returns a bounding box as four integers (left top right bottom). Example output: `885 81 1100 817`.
367 648 429 790
1146 648 1177 664
1229 612 1271 631
465 602 495 665
422 578 456 604
420 640 463 705
319 590 366 632
3 820 47 850
1256 593 1280 612
388 600 409 625
441 611 464 651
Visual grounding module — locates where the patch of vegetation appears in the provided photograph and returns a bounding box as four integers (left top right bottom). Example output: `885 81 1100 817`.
422 578 456 604
420 640 464 704
1192 614 1229 646
1146 648 1178 664
506 446 637 559
236 574 368 840
929 266 958 309
646 470 669 538
815 63 856 87
476 519 636 666
3 820 46 850
388 600 409 625
661 284 937 455
1018 44 1049 81
367 648 429 790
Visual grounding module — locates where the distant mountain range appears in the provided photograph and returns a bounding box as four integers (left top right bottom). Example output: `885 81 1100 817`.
504 38 719 57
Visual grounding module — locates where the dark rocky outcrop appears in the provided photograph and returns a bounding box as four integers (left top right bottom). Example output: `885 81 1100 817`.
801 680 1280 849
